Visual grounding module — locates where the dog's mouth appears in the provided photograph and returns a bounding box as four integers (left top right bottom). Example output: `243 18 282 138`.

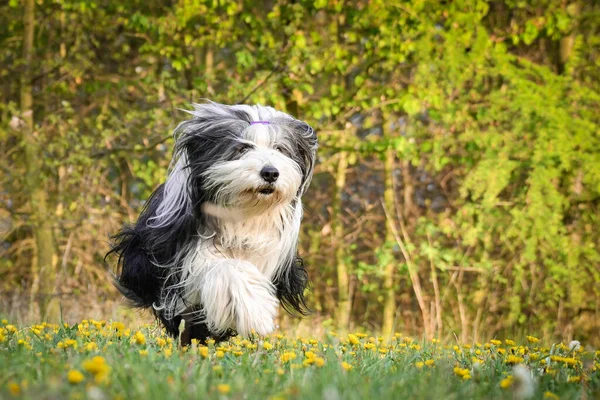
257 186 275 195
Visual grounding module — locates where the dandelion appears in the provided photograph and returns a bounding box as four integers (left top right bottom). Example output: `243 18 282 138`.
216 384 231 394
132 331 146 345
490 340 502 346
506 355 525 365
199 346 209 358
415 361 424 369
543 392 559 399
280 352 296 363
6 325 17 334
263 342 273 350
216 350 225 358
425 359 435 367
500 376 513 389
139 350 149 357
67 370 85 384
453 367 470 378
7 382 21 396
505 339 516 346
526 336 540 344
82 356 111 384
347 334 360 345
567 376 581 383
568 341 581 352
341 362 353 371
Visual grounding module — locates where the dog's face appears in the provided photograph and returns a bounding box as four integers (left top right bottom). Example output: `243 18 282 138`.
201 123 307 211
158 103 317 222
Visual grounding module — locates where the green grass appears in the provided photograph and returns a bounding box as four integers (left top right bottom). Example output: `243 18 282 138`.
1 319 598 399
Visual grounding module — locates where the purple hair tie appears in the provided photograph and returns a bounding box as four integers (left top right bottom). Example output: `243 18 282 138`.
251 121 270 125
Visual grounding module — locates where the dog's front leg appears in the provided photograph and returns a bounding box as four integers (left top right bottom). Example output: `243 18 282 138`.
198 259 279 337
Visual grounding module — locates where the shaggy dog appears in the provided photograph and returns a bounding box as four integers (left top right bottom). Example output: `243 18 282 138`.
107 102 317 344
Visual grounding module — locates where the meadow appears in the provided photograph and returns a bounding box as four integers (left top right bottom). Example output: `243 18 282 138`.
1 319 598 399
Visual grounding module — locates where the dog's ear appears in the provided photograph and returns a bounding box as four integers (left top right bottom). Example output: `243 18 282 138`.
274 255 311 316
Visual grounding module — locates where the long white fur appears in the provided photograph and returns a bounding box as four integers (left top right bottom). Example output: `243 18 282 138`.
152 104 309 337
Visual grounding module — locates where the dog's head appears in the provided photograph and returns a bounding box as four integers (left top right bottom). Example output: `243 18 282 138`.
148 102 317 226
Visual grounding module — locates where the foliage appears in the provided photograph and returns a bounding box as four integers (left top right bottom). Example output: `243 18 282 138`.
1 318 599 399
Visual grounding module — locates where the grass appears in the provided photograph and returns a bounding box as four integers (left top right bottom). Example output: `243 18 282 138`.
0 319 598 399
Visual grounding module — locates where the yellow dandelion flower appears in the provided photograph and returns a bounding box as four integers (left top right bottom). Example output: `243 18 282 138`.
415 362 424 369
314 357 325 367
67 370 85 384
163 348 173 358
544 392 559 399
83 342 98 352
7 382 21 396
216 350 225 358
490 339 502 346
497 348 506 355
156 338 166 347
526 336 540 344
199 346 209 358
1 319 7 325
276 368 285 375
139 350 149 357
363 343 375 350
132 331 146 345
500 376 513 389
280 352 296 363
263 342 273 350
233 351 244 357
453 367 470 378
567 376 581 383
506 355 524 365
6 325 17 334
505 339 516 346
342 362 353 371
425 359 435 367
347 334 360 345
216 384 230 394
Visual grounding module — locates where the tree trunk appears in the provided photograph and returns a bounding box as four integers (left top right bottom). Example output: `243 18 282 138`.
381 143 397 338
332 142 350 330
21 0 57 320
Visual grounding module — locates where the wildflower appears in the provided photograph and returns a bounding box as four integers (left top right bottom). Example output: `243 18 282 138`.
206 338 216 345
568 341 581 352
132 331 146 345
67 370 85 384
216 384 230 394
500 376 513 389
415 362 424 369
163 348 172 358
454 367 471 379
280 352 296 363
199 346 209 358
263 342 273 350
567 376 581 383
425 359 435 367
7 382 21 396
216 350 225 358
505 339 516 346
314 357 325 367
139 350 148 357
5 325 17 334
347 334 359 345
83 342 98 352
341 362 353 371
543 392 559 399
156 338 166 347
506 355 525 365
82 356 111 384
1 319 7 325
355 333 368 338
526 336 540 344
363 343 375 350
490 340 502 346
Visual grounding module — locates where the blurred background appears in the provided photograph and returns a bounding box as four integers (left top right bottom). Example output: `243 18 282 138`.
1 0 599 344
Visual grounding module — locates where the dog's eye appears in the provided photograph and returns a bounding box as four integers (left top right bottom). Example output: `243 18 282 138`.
235 144 251 156
274 144 287 153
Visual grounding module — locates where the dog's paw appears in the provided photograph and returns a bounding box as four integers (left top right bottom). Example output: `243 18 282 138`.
233 281 279 337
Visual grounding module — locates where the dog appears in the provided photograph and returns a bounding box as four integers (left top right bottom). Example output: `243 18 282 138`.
107 102 317 344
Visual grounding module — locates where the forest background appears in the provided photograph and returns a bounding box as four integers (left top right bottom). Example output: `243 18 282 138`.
1 0 599 345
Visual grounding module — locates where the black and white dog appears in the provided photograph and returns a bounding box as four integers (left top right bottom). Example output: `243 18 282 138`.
108 102 317 344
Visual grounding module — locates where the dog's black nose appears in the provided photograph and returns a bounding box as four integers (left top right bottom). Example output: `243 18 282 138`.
260 166 279 183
